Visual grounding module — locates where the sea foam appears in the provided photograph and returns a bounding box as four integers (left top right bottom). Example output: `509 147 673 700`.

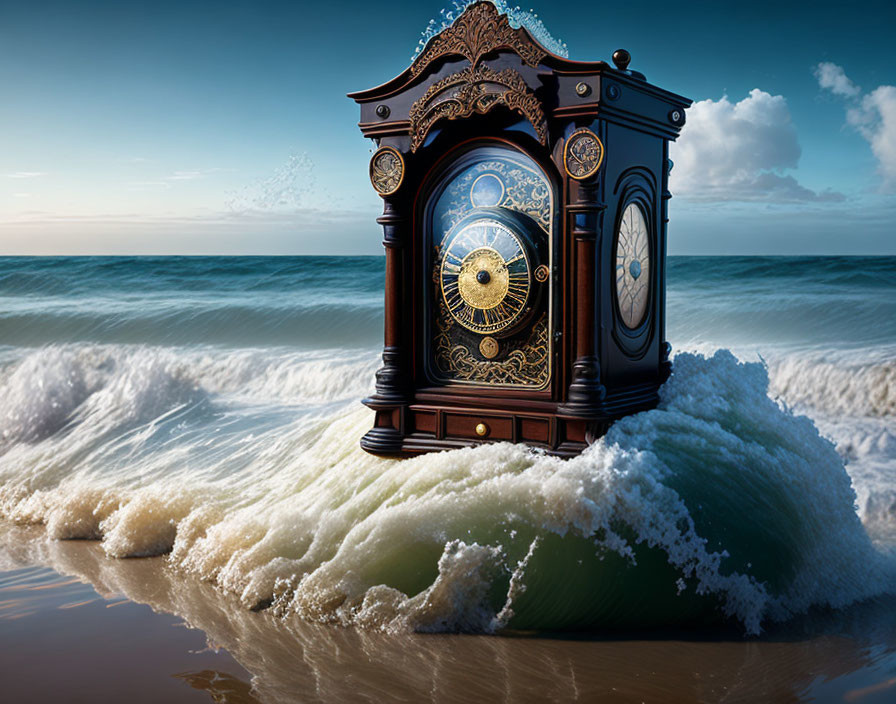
1 345 893 634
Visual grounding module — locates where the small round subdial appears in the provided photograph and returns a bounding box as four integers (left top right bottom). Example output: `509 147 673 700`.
615 203 651 328
440 218 532 335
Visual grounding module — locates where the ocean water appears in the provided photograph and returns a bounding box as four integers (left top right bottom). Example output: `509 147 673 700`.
0 255 893 635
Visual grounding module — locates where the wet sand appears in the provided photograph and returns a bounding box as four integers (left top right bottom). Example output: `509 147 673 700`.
1 522 895 704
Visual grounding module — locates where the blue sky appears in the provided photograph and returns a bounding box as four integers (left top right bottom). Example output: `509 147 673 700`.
0 0 894 254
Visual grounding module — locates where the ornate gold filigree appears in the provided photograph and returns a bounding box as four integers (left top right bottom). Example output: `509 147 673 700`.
434 312 549 387
409 65 547 152
369 146 404 195
436 159 551 237
564 128 604 180
410 2 547 78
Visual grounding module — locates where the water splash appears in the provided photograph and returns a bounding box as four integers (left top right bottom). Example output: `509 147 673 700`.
2 348 893 634
414 1 569 60
225 153 317 214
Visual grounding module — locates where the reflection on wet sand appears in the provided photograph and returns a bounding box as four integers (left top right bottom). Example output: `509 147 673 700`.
175 670 262 704
2 523 895 704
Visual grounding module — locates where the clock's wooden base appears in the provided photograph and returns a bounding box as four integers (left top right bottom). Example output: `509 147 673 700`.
360 386 660 459
361 432 591 459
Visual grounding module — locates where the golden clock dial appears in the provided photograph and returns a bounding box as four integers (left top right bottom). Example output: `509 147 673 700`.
440 218 531 335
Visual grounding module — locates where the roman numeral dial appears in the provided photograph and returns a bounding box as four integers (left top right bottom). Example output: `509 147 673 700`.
439 218 532 335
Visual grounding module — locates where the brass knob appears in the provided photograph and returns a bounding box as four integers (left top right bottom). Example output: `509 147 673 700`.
475 423 489 437
479 337 499 359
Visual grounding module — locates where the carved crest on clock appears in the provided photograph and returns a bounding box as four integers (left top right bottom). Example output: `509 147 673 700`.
409 1 547 78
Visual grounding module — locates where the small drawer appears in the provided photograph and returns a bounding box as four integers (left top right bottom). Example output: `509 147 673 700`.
444 412 513 441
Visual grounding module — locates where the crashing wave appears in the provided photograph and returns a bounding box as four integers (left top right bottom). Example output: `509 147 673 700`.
1 347 893 634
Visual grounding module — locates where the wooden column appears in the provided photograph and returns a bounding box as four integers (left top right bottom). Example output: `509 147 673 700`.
559 177 606 417
361 193 410 454
373 197 409 402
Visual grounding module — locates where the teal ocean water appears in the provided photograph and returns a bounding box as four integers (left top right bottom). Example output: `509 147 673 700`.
0 255 893 633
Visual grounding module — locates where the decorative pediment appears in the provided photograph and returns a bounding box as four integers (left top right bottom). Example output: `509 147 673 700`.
410 2 548 78
409 65 547 152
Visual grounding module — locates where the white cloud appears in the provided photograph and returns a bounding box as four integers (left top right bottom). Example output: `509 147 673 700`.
168 170 204 181
117 168 234 188
817 62 896 190
814 62 860 97
7 171 47 179
164 168 232 181
670 89 843 202
126 180 173 191
848 86 896 188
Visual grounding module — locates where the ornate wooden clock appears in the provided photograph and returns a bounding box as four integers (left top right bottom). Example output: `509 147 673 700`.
349 1 691 457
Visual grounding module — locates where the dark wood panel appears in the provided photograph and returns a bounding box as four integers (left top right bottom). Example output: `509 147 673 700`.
519 417 550 444
411 410 437 435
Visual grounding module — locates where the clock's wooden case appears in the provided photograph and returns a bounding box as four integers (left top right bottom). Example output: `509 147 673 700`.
349 2 691 457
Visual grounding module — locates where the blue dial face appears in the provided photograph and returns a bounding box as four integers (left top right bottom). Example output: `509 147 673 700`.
470 173 505 207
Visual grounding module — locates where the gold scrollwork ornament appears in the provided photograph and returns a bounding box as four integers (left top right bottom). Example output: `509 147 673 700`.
434 313 550 387
369 146 404 196
564 129 605 180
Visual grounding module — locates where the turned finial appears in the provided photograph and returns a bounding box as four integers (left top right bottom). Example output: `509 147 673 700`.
612 49 631 71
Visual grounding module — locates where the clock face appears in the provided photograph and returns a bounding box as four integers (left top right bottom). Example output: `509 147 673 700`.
615 203 651 329
425 146 554 389
439 218 531 336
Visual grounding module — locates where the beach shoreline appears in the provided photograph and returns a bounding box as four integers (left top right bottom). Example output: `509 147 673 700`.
2 522 895 704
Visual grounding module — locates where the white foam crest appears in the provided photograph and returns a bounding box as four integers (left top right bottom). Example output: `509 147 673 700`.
0 344 379 421
1 350 893 634
802 413 896 546
0 347 97 446
673 343 896 542
173 347 380 404
618 352 894 620
0 344 378 544
767 349 895 418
